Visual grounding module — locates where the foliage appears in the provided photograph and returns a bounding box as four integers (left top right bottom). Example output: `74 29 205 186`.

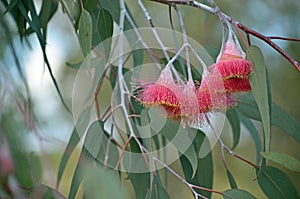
0 0 300 199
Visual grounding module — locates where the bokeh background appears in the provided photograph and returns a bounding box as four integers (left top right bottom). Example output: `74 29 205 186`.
1 0 299 198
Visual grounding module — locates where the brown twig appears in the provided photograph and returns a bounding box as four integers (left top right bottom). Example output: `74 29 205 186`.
232 22 300 72
268 36 300 42
150 0 300 72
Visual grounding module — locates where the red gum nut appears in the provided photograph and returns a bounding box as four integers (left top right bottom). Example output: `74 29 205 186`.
214 59 252 79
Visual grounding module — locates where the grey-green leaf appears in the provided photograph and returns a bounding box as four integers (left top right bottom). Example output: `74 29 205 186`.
56 127 80 188
23 184 65 199
83 165 129 199
261 152 300 172
97 8 113 59
79 8 92 56
223 189 256 199
238 94 300 143
226 169 238 189
145 184 170 199
180 130 213 198
238 112 262 165
68 120 105 199
226 108 241 150
66 61 83 69
257 166 299 198
160 120 198 178
247 45 271 152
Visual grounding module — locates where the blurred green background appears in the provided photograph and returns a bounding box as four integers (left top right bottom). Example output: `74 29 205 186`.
0 0 299 198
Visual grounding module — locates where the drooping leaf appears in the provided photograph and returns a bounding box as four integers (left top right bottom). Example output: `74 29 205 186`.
60 0 80 25
226 169 238 189
2 114 35 187
109 65 130 89
66 61 83 69
180 130 213 198
271 102 300 142
261 152 300 172
16 0 71 113
226 108 241 150
257 166 299 199
83 164 129 199
68 120 105 199
68 147 93 199
39 0 59 29
247 45 271 152
160 120 198 178
79 8 93 57
97 7 113 59
22 184 65 199
132 49 144 68
238 112 262 165
145 183 170 199
127 138 151 199
56 127 80 188
128 172 151 199
223 189 256 199
238 94 300 143
82 0 98 12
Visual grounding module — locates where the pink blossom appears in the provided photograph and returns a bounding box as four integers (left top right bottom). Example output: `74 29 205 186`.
215 33 253 80
213 59 252 79
223 78 251 93
197 75 237 113
136 66 181 117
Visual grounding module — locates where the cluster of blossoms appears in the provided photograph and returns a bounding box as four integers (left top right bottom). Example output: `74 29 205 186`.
135 31 252 127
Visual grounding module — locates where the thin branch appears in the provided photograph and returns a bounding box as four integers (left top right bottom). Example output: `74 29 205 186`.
233 22 300 72
268 36 300 42
150 0 300 72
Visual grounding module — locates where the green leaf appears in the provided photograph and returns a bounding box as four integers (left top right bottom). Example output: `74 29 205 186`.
16 0 71 113
257 166 299 198
60 0 80 24
23 184 65 199
109 65 129 89
238 112 262 165
223 189 256 199
271 102 300 142
2 114 36 187
97 8 113 59
261 152 300 172
99 0 134 30
133 49 144 68
247 45 271 152
180 130 213 198
226 169 238 189
39 0 59 29
226 108 241 150
56 127 80 188
68 120 105 199
128 172 151 199
83 165 129 199
68 147 92 199
83 0 98 12
238 94 300 143
79 8 92 56
66 61 83 69
160 120 198 178
145 183 170 199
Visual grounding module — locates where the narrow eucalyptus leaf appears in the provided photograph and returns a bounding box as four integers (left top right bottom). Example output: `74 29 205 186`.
247 45 271 152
